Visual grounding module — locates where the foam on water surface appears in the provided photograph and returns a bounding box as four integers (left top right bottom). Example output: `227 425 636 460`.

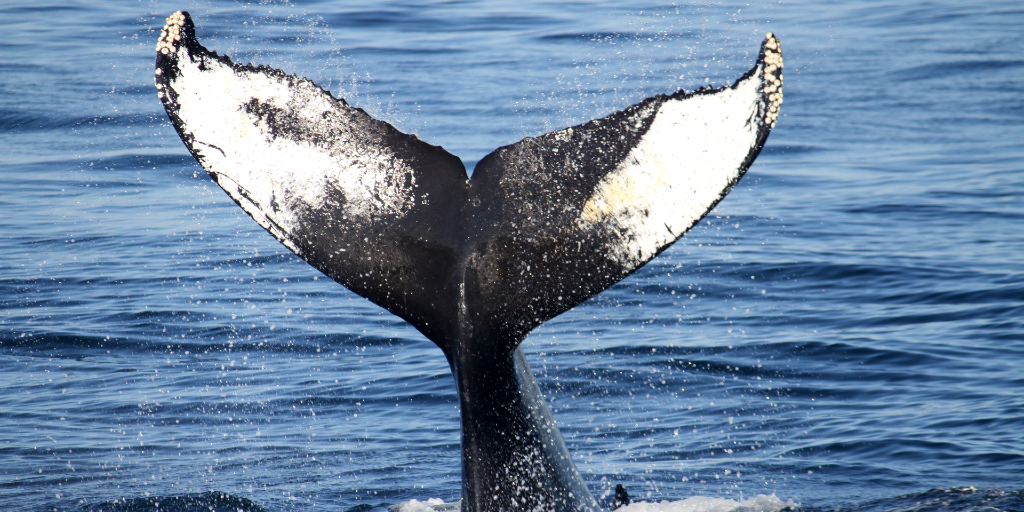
389 498 462 512
617 495 794 512
387 495 793 512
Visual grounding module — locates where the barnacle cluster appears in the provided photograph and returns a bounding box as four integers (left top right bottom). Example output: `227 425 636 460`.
763 32 783 128
156 11 185 56
155 12 187 99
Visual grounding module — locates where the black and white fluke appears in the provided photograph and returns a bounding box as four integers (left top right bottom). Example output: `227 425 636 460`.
155 11 782 512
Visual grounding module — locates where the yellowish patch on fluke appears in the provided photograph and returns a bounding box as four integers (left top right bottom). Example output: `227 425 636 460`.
580 152 672 225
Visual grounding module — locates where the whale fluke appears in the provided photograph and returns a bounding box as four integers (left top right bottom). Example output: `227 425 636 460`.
155 11 782 512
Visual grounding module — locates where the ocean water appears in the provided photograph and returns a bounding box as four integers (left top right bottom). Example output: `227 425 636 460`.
2 0 1023 511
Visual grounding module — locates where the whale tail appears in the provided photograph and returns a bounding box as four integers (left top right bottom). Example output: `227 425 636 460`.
155 11 781 512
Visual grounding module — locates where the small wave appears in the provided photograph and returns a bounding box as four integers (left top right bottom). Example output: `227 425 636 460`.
84 491 265 512
538 30 700 42
805 487 1024 512
891 59 1024 82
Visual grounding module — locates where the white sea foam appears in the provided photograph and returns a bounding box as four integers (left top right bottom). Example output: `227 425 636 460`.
618 494 795 512
389 498 462 512
388 494 794 512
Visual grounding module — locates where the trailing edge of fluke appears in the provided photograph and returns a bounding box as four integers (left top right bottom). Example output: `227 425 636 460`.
154 11 782 512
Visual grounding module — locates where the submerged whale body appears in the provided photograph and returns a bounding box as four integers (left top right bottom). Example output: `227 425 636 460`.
154 11 782 512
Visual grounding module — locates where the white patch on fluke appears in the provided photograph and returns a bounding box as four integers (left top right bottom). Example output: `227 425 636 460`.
159 15 417 253
578 37 779 268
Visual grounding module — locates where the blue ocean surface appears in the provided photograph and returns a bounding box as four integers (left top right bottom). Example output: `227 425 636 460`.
2 1 1023 511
